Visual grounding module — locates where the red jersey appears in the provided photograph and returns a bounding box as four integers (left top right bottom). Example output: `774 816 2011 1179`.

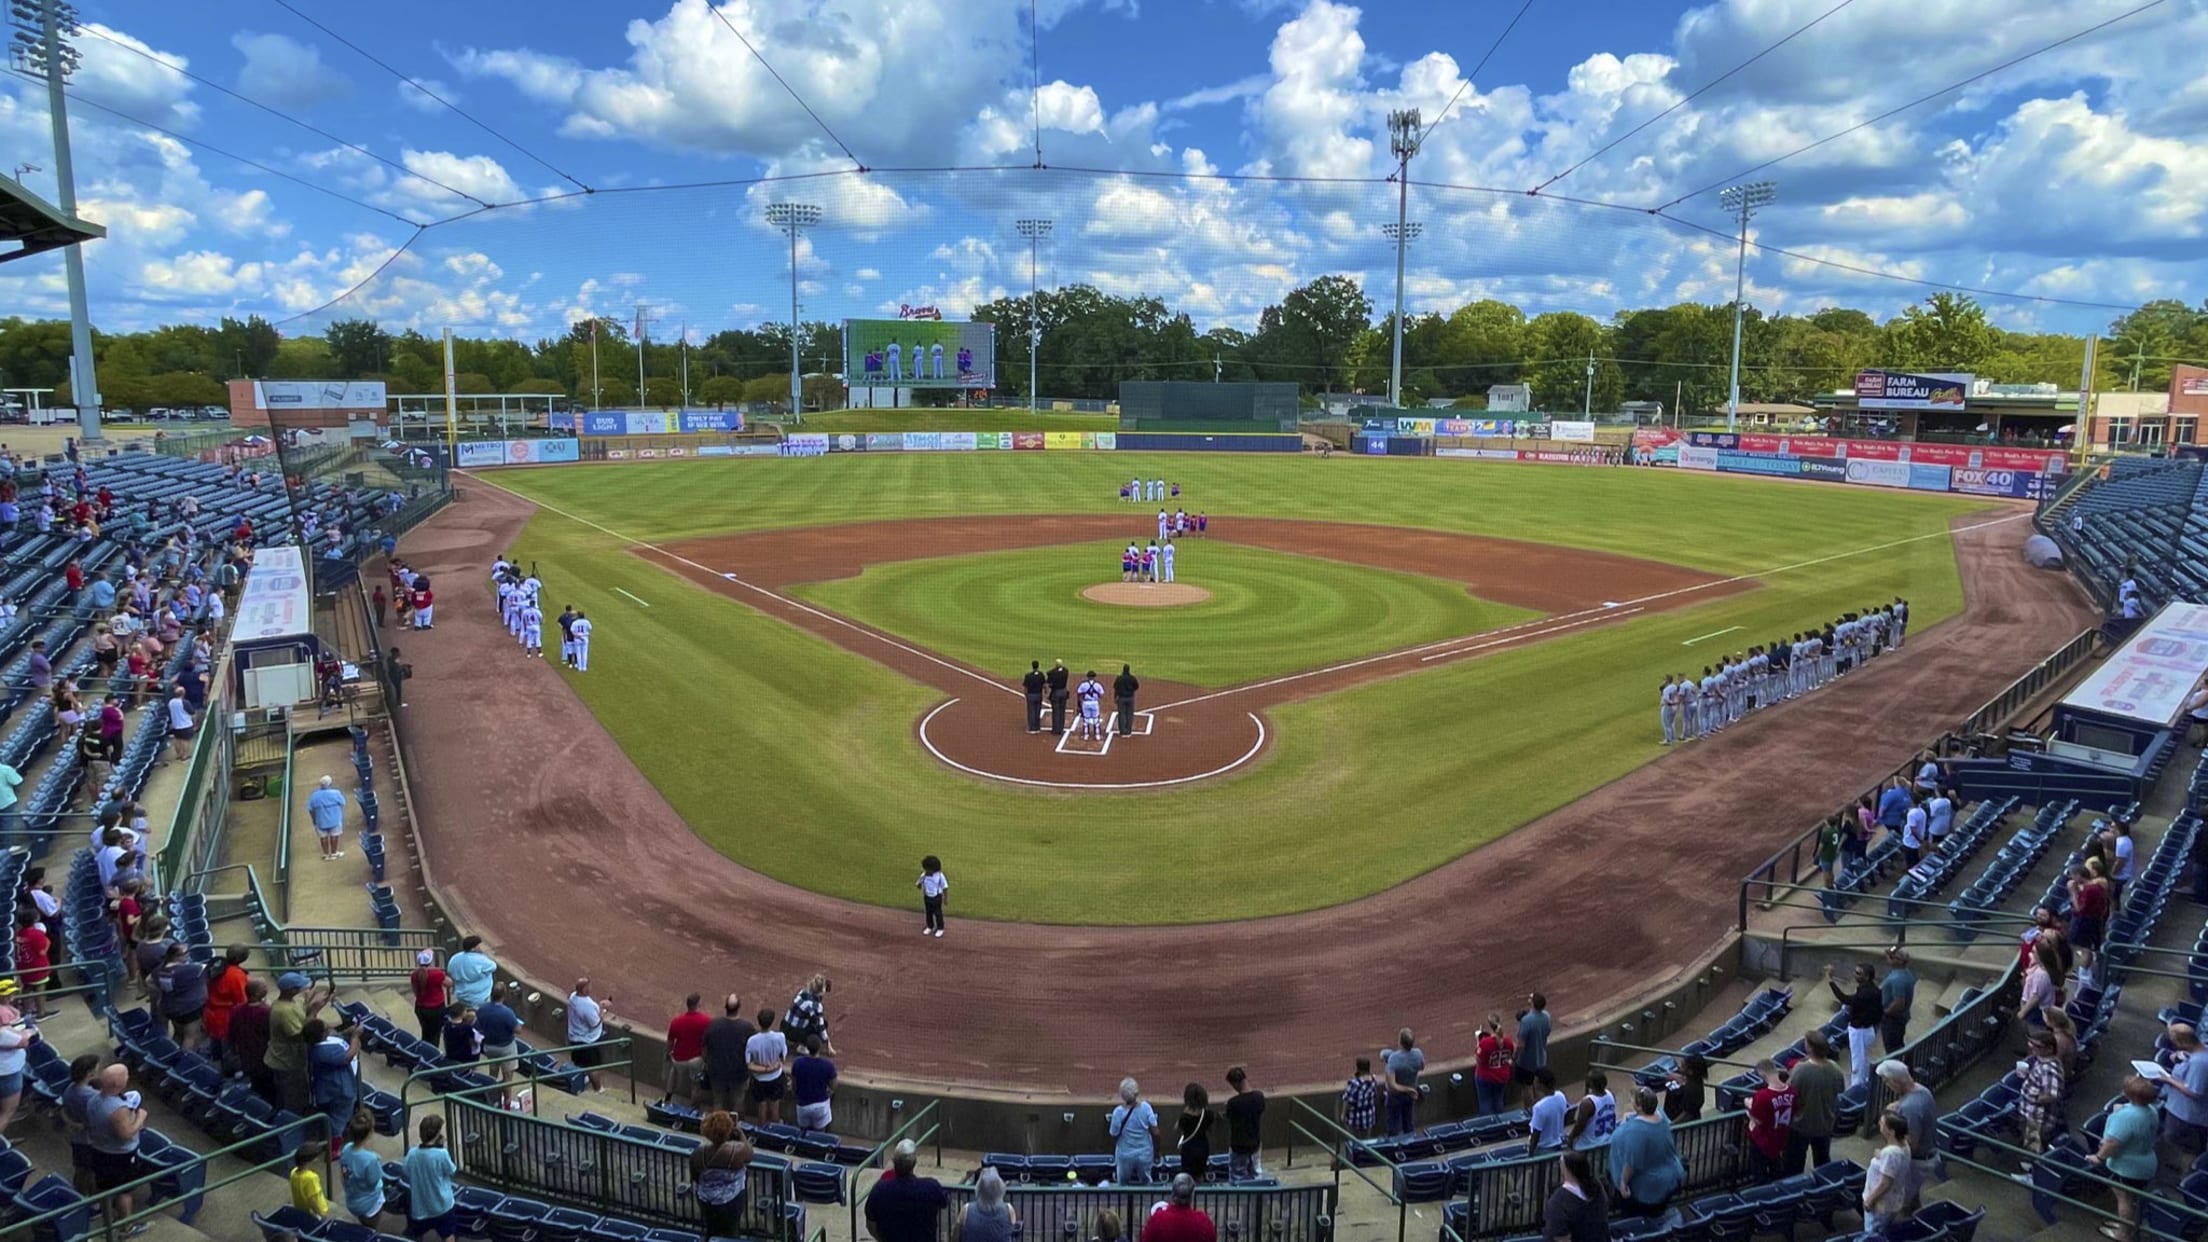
65 563 83 590
667 1009 711 1061
1747 1084 1795 1158
14 924 50 984
1144 1205 1218 1242
413 588 433 609
1474 1032 1515 1083
2073 880 2110 920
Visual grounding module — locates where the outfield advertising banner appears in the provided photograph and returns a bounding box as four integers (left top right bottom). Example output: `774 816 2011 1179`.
1096 432 1116 450
519 438 579 464
1550 420 1597 443
976 432 1008 450
1844 459 1912 488
782 434 828 457
1799 459 1848 482
1437 447 1520 460
624 412 670 435
844 318 997 388
1908 462 1953 491
1679 445 1720 470
1715 450 1800 478
1045 431 1085 450
678 410 745 433
1395 418 1437 437
1855 369 1972 411
455 440 505 468
865 433 905 452
1013 432 1045 450
582 412 625 436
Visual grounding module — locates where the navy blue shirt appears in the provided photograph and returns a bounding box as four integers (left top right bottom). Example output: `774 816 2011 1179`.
865 1176 948 1242
474 1002 520 1047
793 1055 838 1107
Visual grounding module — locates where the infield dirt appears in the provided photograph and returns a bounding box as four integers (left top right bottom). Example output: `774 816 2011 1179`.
401 479 2091 1092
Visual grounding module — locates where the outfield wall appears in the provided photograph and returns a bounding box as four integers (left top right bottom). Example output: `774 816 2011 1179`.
452 429 1310 465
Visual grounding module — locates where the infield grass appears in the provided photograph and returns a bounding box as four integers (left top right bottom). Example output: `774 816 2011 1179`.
790 540 1537 688
487 454 1994 924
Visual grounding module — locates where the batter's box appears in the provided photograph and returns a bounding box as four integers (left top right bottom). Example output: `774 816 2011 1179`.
1055 726 1114 756
1111 711 1156 738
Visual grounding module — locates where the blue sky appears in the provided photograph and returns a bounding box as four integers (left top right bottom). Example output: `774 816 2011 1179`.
3 0 2203 342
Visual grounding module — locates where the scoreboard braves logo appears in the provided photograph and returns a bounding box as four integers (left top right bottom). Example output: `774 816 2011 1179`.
897 304 943 320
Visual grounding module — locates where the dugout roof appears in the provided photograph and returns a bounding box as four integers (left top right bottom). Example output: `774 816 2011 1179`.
0 175 104 266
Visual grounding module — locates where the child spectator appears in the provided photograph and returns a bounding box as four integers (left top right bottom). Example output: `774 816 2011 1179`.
917 856 949 938
1340 1058 1379 1137
290 1142 330 1216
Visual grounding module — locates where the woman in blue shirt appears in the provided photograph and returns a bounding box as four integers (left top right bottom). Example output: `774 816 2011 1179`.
1107 1078 1158 1185
2088 1077 2162 1242
403 1115 459 1242
336 1112 386 1229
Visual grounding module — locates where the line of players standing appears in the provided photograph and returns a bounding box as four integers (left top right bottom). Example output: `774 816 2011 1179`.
1659 598 1910 745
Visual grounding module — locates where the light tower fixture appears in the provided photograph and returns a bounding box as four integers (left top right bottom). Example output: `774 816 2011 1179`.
766 201 822 421
11 0 99 441
1385 109 1423 410
1015 218 1053 411
1718 180 1776 432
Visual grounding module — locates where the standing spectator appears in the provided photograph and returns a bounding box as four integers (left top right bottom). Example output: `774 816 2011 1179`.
1880 948 1918 1054
783 974 835 1055
163 684 195 762
2161 1023 2208 1163
474 983 521 1100
691 1111 755 1237
963 1168 1019 1242
1474 1015 1515 1116
408 950 450 1045
1876 777 1909 840
1785 1032 1844 1174
1860 1110 1915 1236
1876 1061 1940 1207
1223 1067 1264 1180
566 978 612 1093
2021 939 2069 1030
1339 1058 1379 1138
440 1006 481 1068
1526 1069 1567 1154
307 776 349 860
305 1018 364 1145
337 1111 386 1230
0 979 36 1136
97 693 125 766
702 994 755 1115
916 856 949 938
2016 1028 2066 1158
1814 817 1842 887
1566 1071 1617 1151
1608 1088 1685 1225
665 992 711 1106
1176 1084 1215 1183
230 979 275 1104
1514 993 1551 1106
13 912 50 1020
745 1008 790 1124
0 757 21 843
370 585 386 629
1744 1060 1795 1183
1664 1055 1709 1123
202 946 250 1064
85 1064 149 1229
269 972 332 1114
2106 820 2137 909
445 936 497 1009
1824 963 1882 1088
2069 860 2112 987
1383 1027 1424 1136
2088 1076 2161 1242
25 640 50 694
402 1115 459 1242
792 1036 838 1131
863 1140 949 1242
1143 1174 1216 1242
1108 1077 1158 1185
290 1142 330 1217
155 941 210 1049
1542 1149 1610 1242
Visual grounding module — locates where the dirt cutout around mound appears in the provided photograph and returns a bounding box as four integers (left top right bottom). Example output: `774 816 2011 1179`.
1081 582 1213 606
406 480 2092 1092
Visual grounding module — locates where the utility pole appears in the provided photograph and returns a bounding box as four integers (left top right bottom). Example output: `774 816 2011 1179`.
590 319 601 409
1385 108 1422 410
1584 350 1595 418
765 202 821 422
13 0 99 440
1719 180 1776 433
680 321 691 411
633 304 654 410
1016 218 1053 411
441 327 458 463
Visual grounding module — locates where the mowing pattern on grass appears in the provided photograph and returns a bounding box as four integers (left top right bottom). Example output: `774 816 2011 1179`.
788 539 1539 689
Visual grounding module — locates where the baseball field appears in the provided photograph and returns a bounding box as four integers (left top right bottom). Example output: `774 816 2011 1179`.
479 453 1989 925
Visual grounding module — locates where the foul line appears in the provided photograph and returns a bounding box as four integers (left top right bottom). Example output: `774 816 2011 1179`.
918 699 1268 789
614 587 652 608
1417 608 1644 663
461 472 1020 699
1681 625 1742 646
1148 510 2029 713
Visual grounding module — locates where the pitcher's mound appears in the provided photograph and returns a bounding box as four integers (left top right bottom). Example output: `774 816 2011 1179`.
1082 582 1213 607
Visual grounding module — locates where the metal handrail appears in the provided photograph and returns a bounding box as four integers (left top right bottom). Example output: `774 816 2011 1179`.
274 725 296 921
1945 1124 2198 1241
1584 1038 1761 1076
1283 1097 1408 1242
1772 928 2022 983
397 1034 639 1136
847 1100 943 1242
5 1110 329 1241
1762 890 2044 920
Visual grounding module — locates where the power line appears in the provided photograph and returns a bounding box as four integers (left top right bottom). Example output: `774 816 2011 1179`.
73 25 489 208
700 1 861 168
8 69 426 226
1414 0 1539 156
1654 0 2171 210
1532 0 1859 193
267 0 593 192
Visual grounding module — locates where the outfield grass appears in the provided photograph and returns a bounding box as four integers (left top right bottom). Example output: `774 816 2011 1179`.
791 540 1537 688
491 454 1990 924
794 408 1119 434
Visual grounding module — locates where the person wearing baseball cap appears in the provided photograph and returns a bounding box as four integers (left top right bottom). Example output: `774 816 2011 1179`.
268 971 331 1115
409 949 450 1047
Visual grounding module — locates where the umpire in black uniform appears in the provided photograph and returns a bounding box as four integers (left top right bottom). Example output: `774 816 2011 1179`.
1046 659 1070 735
1113 664 1139 735
1022 661 1046 733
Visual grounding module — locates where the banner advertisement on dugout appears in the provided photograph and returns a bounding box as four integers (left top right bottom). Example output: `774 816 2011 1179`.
844 318 997 389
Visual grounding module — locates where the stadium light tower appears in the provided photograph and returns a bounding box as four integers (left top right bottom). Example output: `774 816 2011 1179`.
11 0 99 442
1719 180 1776 432
766 201 821 421
1386 109 1422 410
1015 218 1053 411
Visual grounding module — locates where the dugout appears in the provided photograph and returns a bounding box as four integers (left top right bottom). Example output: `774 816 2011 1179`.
229 544 324 712
1119 381 1300 433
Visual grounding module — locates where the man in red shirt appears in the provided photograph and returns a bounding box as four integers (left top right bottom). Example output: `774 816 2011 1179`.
1473 1013 1515 1116
1145 1175 1216 1242
64 560 83 592
665 992 712 1105
1745 1058 1795 1184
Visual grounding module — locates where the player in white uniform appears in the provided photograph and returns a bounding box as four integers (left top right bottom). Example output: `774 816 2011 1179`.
1156 510 1169 541
1076 671 1105 740
1660 676 1680 745
1676 672 1697 741
570 612 593 672
929 341 945 379
885 340 903 382
1160 540 1176 584
521 601 544 657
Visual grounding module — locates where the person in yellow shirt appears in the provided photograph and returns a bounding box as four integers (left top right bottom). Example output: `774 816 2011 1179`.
289 1143 329 1216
